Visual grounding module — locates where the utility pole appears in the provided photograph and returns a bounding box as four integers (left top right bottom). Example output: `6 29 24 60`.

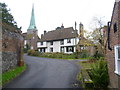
75 21 78 58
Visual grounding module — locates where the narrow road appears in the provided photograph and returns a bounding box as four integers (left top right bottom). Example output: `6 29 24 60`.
4 55 80 88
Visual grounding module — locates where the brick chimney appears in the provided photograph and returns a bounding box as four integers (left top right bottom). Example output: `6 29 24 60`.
44 30 47 35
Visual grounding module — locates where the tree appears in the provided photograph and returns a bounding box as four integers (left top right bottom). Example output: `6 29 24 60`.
0 3 20 29
89 16 107 55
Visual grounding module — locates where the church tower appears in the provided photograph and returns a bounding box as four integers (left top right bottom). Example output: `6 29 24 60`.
27 4 38 35
25 4 39 50
79 22 84 38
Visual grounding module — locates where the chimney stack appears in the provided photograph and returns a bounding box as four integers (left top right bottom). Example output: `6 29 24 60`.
75 21 77 30
41 34 43 38
61 23 64 29
44 30 47 35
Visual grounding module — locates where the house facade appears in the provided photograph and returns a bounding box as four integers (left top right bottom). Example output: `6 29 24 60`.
23 4 39 50
105 1 120 88
37 26 79 54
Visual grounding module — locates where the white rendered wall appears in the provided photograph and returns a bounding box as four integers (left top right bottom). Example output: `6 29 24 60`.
37 42 47 48
37 37 79 53
53 41 60 52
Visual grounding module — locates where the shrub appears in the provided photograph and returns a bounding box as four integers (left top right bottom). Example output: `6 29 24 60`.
93 51 104 59
27 50 40 56
89 60 109 88
23 48 28 53
78 51 90 58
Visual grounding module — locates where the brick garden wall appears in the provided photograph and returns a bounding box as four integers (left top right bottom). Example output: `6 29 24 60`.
0 22 2 74
1 23 24 73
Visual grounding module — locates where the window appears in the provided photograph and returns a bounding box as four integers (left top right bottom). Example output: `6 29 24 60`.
50 48 53 52
31 46 33 50
40 48 45 53
66 46 74 52
67 39 71 43
61 47 64 52
50 41 53 45
81 47 84 50
118 47 120 59
33 37 35 39
24 40 27 45
41 42 43 45
114 45 120 75
114 23 117 33
60 40 64 45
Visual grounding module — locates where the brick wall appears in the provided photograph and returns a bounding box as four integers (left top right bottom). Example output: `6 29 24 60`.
106 2 120 88
0 23 2 74
1 23 24 73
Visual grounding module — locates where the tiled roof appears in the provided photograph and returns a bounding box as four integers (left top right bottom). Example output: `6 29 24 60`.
39 27 78 42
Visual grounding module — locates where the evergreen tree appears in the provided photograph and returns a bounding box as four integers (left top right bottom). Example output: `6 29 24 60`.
0 3 20 29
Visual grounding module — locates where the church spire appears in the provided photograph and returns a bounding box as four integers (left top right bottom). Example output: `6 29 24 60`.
28 4 37 30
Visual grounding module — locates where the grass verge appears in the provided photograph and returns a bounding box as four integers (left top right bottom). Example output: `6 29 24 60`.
77 60 95 88
77 61 95 69
0 64 26 86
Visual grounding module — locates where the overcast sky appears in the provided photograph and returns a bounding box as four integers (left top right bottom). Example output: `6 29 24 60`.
1 0 115 36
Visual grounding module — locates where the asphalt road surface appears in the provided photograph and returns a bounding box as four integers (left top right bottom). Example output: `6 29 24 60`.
4 55 80 88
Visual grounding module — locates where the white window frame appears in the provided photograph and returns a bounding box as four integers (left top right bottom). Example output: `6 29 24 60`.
33 37 35 39
114 45 120 75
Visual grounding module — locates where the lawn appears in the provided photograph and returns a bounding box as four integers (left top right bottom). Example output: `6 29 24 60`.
0 64 26 86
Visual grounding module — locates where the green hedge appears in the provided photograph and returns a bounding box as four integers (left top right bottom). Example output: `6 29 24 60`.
28 50 40 56
27 50 91 59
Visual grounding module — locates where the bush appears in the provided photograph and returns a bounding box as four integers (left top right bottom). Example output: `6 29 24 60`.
27 50 40 56
78 51 90 58
89 60 109 88
93 51 104 59
23 48 28 53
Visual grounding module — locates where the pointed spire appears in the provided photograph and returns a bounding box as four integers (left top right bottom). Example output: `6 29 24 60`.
28 4 37 30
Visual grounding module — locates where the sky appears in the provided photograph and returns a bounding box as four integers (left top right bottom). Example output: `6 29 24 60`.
1 0 115 36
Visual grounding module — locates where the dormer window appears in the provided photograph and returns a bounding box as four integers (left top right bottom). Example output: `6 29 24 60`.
67 39 71 43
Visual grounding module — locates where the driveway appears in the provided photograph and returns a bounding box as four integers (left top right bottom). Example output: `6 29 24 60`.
4 55 81 88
